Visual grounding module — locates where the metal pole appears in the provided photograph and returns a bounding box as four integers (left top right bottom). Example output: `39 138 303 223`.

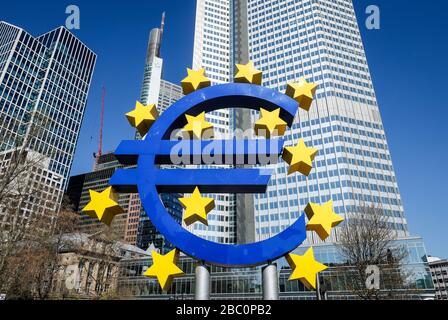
262 263 279 300
195 263 210 300
316 274 321 300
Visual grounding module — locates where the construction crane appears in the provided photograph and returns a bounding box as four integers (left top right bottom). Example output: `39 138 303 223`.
94 86 106 161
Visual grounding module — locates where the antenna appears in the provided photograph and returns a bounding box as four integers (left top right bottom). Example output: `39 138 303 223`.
160 12 165 33
158 12 165 57
98 86 106 157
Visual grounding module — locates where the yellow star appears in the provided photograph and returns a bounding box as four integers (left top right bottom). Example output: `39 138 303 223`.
179 187 215 226
143 249 184 291
125 101 159 137
181 68 211 94
234 60 262 85
286 247 328 290
285 78 319 111
254 108 287 138
305 200 344 241
182 111 214 139
282 139 318 176
82 186 124 226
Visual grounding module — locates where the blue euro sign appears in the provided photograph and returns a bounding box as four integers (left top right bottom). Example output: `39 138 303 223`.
110 83 307 267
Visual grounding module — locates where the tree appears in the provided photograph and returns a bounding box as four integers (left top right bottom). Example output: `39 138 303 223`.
336 205 413 299
0 148 50 279
0 112 63 295
0 111 129 300
0 111 60 268
0 111 58 211
0 198 80 299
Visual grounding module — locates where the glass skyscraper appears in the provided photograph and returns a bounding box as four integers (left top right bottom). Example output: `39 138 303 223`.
0 21 96 224
190 0 408 245
131 17 184 250
192 0 236 243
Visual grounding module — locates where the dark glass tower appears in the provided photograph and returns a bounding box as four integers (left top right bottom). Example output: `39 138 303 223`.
0 21 96 226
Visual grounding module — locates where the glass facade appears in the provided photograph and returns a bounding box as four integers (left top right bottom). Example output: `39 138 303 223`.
192 0 236 244
0 21 96 223
129 25 185 250
129 78 184 249
118 237 434 300
118 0 432 300
67 152 131 240
246 0 407 244
189 0 408 247
137 192 183 253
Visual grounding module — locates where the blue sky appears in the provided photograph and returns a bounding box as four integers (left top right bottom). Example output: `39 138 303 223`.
1 0 447 258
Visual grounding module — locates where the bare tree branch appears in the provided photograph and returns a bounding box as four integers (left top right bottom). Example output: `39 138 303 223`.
335 205 414 299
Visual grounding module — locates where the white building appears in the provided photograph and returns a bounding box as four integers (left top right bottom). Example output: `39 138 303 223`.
190 0 408 245
428 256 448 300
191 0 237 244
132 18 185 250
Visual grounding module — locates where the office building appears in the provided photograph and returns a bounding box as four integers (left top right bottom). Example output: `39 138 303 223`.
65 17 183 248
191 0 236 244
428 256 448 300
118 237 434 300
118 0 435 300
190 0 409 246
0 21 96 226
127 15 184 249
137 192 183 252
67 150 182 246
67 152 131 239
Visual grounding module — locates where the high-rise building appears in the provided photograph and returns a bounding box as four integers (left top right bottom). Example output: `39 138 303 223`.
191 0 408 245
0 21 96 225
118 1 435 300
65 17 183 248
128 15 184 250
191 1 236 244
67 152 131 239
137 13 183 115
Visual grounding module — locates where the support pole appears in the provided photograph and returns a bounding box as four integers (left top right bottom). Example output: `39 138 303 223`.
316 273 321 300
262 263 279 300
195 263 210 300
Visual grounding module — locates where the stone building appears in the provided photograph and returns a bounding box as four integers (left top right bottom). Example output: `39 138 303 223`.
428 256 448 300
50 233 149 299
